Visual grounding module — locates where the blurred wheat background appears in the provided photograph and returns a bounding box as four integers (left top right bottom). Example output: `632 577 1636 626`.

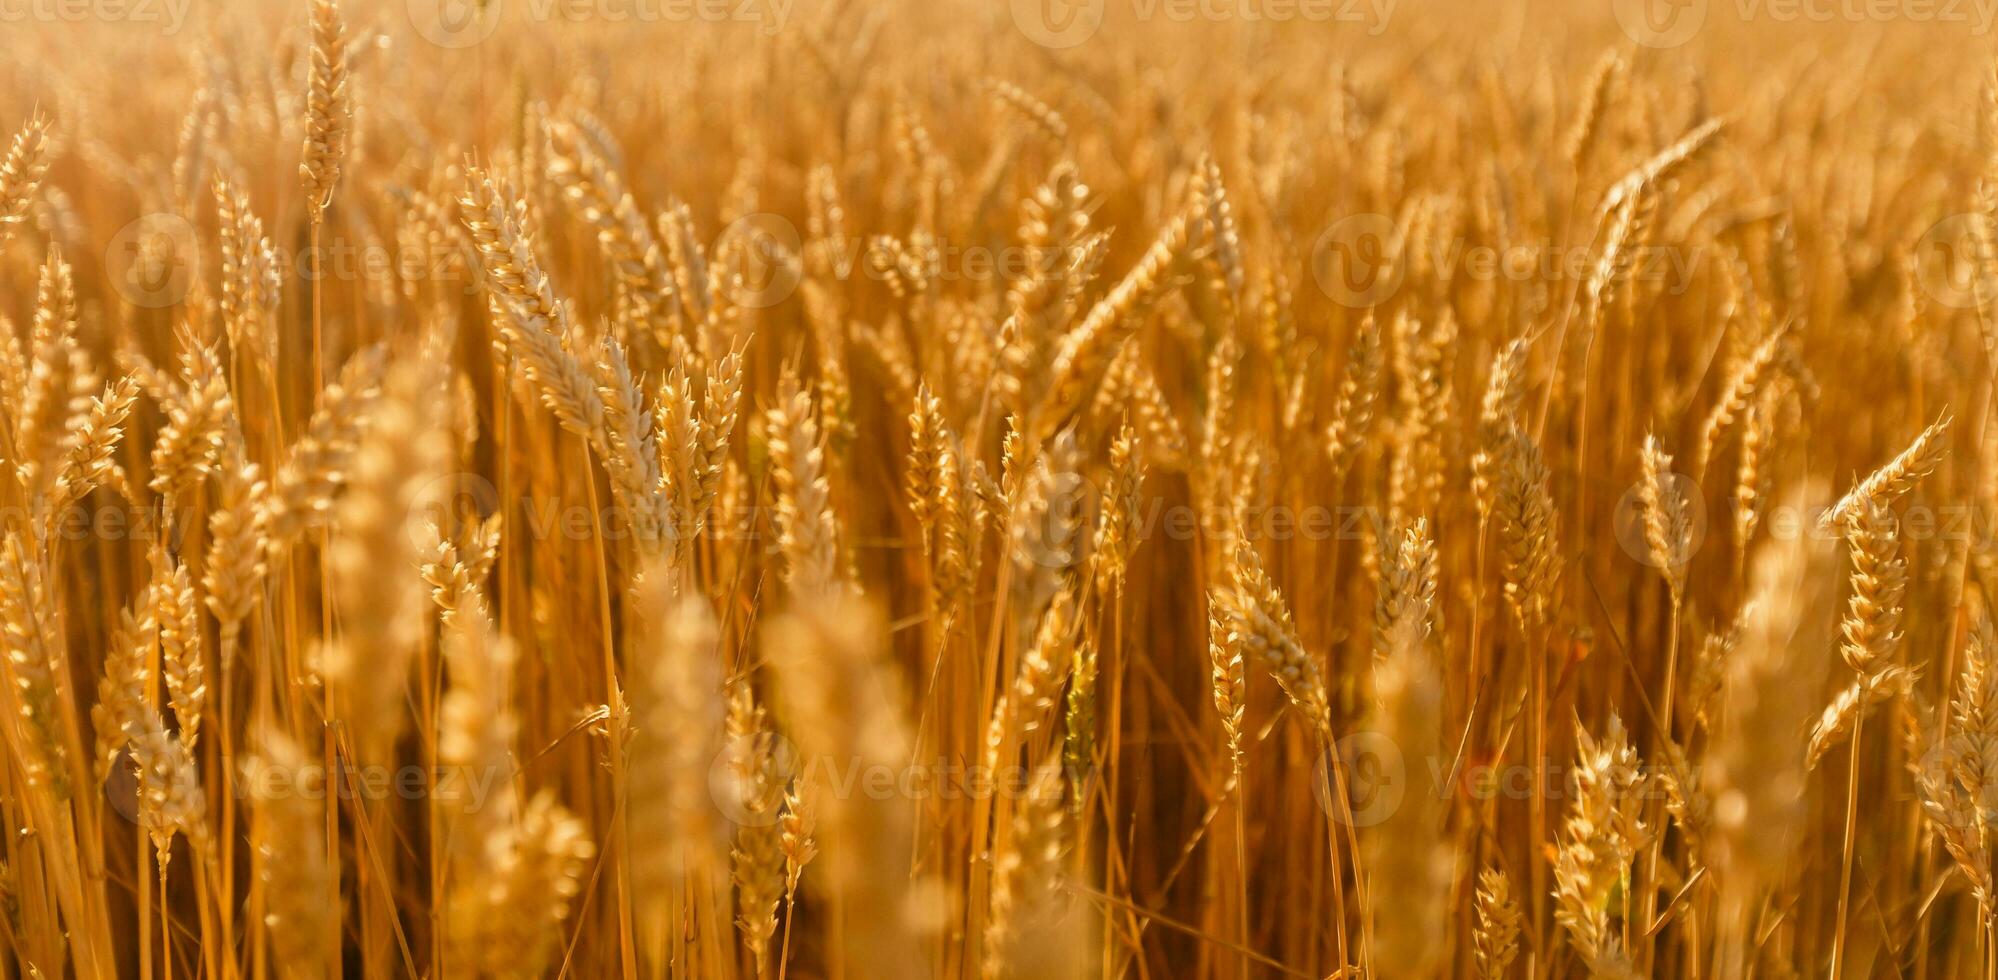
0 0 1995 976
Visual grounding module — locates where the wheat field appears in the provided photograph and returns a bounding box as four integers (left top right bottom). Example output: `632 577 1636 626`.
3 0 1998 976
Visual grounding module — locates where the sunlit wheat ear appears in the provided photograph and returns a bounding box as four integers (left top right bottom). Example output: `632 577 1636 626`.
446 791 595 979
266 344 385 548
1564 49 1624 173
693 347 744 537
299 0 350 218
1819 414 1952 532
1493 424 1559 632
1034 190 1198 437
984 585 1079 778
726 683 786 975
1215 541 1330 735
765 367 842 597
129 706 207 879
1733 403 1771 561
543 117 675 335
1 533 69 798
145 331 232 511
990 80 1068 145
1638 434 1692 601
765 596 922 978
0 110 49 251
323 352 446 749
460 167 606 445
248 728 335 978
1324 312 1384 482
215 175 279 373
592 334 671 555
1473 866 1523 980
780 783 817 900
983 757 1074 979
1709 515 1837 969
1470 334 1530 519
1923 609 1998 922
420 513 499 627
627 581 724 933
92 586 154 783
906 381 945 533
18 245 83 492
1088 422 1143 594
154 549 204 752
1206 603 1247 785
1553 711 1646 978
1367 518 1449 979
1698 321 1793 472
1373 516 1439 663
48 374 137 517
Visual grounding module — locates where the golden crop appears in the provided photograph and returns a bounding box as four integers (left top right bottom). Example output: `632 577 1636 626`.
0 0 1993 976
